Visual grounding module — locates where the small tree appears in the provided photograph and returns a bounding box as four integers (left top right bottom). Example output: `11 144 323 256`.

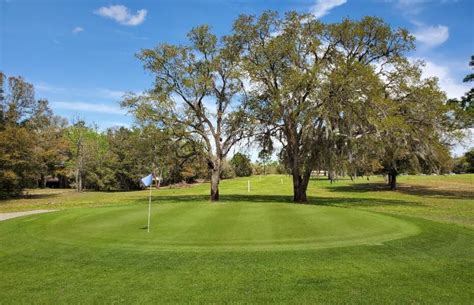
64 121 98 192
230 152 252 177
27 99 69 188
464 149 474 173
379 60 451 189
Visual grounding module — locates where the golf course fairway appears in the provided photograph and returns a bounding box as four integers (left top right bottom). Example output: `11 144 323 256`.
4 203 419 251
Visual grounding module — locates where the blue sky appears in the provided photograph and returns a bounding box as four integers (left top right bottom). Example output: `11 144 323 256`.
1 0 473 156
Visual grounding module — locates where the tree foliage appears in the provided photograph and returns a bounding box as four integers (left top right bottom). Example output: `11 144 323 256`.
0 73 47 197
453 148 474 174
448 55 474 128
230 152 252 177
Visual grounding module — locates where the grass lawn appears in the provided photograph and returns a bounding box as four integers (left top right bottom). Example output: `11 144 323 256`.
0 175 473 304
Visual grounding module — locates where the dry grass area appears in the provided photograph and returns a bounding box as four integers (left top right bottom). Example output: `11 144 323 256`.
322 174 474 228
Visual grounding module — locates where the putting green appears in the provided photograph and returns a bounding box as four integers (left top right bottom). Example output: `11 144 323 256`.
14 203 419 251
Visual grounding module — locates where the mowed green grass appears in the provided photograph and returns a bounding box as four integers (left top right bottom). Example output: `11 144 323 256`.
0 175 473 304
9 204 419 251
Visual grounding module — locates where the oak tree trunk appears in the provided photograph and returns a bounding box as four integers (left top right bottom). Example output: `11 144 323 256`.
39 174 46 188
388 169 397 190
292 169 311 203
75 168 82 192
210 160 221 201
210 169 219 201
328 170 336 183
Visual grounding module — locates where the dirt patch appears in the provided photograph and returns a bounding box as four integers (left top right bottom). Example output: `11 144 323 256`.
0 210 58 221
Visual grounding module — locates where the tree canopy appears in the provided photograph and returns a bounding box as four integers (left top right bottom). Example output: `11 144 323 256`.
230 152 252 177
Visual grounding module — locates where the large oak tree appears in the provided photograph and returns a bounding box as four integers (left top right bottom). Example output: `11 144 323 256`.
232 12 414 202
123 26 251 201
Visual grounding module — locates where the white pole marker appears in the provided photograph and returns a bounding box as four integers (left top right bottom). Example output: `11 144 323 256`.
147 184 152 233
247 180 250 193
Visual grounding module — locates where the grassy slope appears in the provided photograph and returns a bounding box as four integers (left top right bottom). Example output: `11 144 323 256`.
0 175 473 304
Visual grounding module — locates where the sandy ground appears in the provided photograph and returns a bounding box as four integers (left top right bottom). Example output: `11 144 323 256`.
0 210 58 221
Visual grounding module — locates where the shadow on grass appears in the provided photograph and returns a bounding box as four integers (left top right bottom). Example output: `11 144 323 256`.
0 191 62 201
20 193 63 200
135 194 413 208
328 182 473 199
310 176 354 181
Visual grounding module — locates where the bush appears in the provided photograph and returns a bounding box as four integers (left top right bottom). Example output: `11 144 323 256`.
230 153 252 177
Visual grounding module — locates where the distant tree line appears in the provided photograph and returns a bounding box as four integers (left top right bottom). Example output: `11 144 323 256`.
452 149 474 174
0 75 272 199
0 72 224 198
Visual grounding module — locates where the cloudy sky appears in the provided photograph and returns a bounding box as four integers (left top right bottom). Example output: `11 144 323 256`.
1 0 473 155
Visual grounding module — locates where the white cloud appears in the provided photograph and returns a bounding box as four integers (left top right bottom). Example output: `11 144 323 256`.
310 0 347 19
114 30 149 40
241 75 259 93
35 82 126 100
98 88 125 99
389 0 459 16
413 24 449 48
414 58 470 99
125 9 147 26
35 82 66 94
94 5 147 26
51 101 126 115
104 121 130 128
72 26 84 34
395 0 426 13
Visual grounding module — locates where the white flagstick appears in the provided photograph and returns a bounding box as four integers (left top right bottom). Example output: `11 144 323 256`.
247 180 250 193
147 184 152 233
